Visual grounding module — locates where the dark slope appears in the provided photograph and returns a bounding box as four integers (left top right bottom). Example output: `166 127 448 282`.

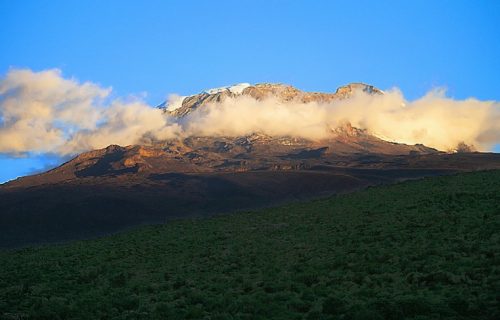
1 133 499 248
0 169 449 248
1 170 499 319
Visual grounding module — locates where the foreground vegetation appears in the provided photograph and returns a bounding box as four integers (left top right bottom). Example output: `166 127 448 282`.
1 170 499 319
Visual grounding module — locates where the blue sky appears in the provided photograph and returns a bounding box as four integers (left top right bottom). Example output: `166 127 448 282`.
1 0 499 182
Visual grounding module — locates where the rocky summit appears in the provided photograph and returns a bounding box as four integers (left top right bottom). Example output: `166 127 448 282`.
158 82 383 117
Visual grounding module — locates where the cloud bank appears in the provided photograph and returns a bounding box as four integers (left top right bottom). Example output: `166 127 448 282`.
0 68 499 155
0 69 180 155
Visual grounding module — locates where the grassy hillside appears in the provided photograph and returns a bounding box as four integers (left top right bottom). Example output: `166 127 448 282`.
1 170 499 320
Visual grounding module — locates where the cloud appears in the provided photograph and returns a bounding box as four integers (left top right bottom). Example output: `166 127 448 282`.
0 69 108 154
181 88 500 151
0 68 499 155
165 94 187 112
0 69 180 155
60 100 181 154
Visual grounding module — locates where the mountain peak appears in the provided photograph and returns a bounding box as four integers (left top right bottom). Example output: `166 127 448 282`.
203 83 251 95
335 83 384 97
160 82 383 117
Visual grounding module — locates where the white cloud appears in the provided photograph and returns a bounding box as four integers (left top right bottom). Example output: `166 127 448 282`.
181 88 500 151
0 68 499 155
0 69 109 154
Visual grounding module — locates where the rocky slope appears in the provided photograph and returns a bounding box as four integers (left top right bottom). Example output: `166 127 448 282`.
159 82 383 117
3 124 438 189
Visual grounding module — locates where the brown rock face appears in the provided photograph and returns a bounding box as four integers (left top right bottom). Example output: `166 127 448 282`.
242 83 303 101
334 83 383 98
163 82 382 117
169 92 235 117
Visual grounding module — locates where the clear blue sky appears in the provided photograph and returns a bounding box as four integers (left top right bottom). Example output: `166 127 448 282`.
1 0 499 182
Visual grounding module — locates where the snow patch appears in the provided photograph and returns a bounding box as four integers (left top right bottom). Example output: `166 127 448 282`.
204 83 251 95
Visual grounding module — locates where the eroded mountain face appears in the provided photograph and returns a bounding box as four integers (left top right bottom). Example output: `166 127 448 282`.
159 82 383 117
4 126 442 188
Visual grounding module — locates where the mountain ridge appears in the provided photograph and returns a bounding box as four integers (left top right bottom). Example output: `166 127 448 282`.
159 82 383 117
2 127 440 189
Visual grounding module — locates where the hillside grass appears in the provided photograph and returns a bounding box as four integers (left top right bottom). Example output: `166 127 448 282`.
1 170 499 320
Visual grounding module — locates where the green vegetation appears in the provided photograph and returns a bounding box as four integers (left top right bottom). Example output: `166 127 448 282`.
1 170 499 320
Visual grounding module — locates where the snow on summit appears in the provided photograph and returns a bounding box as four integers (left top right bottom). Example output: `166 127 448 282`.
204 83 251 95
162 83 251 111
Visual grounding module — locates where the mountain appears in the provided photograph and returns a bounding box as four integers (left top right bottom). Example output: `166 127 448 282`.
1 82 499 248
158 82 383 117
3 126 438 189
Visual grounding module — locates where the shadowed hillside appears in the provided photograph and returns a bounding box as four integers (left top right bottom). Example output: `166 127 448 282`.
1 139 499 248
1 170 499 319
